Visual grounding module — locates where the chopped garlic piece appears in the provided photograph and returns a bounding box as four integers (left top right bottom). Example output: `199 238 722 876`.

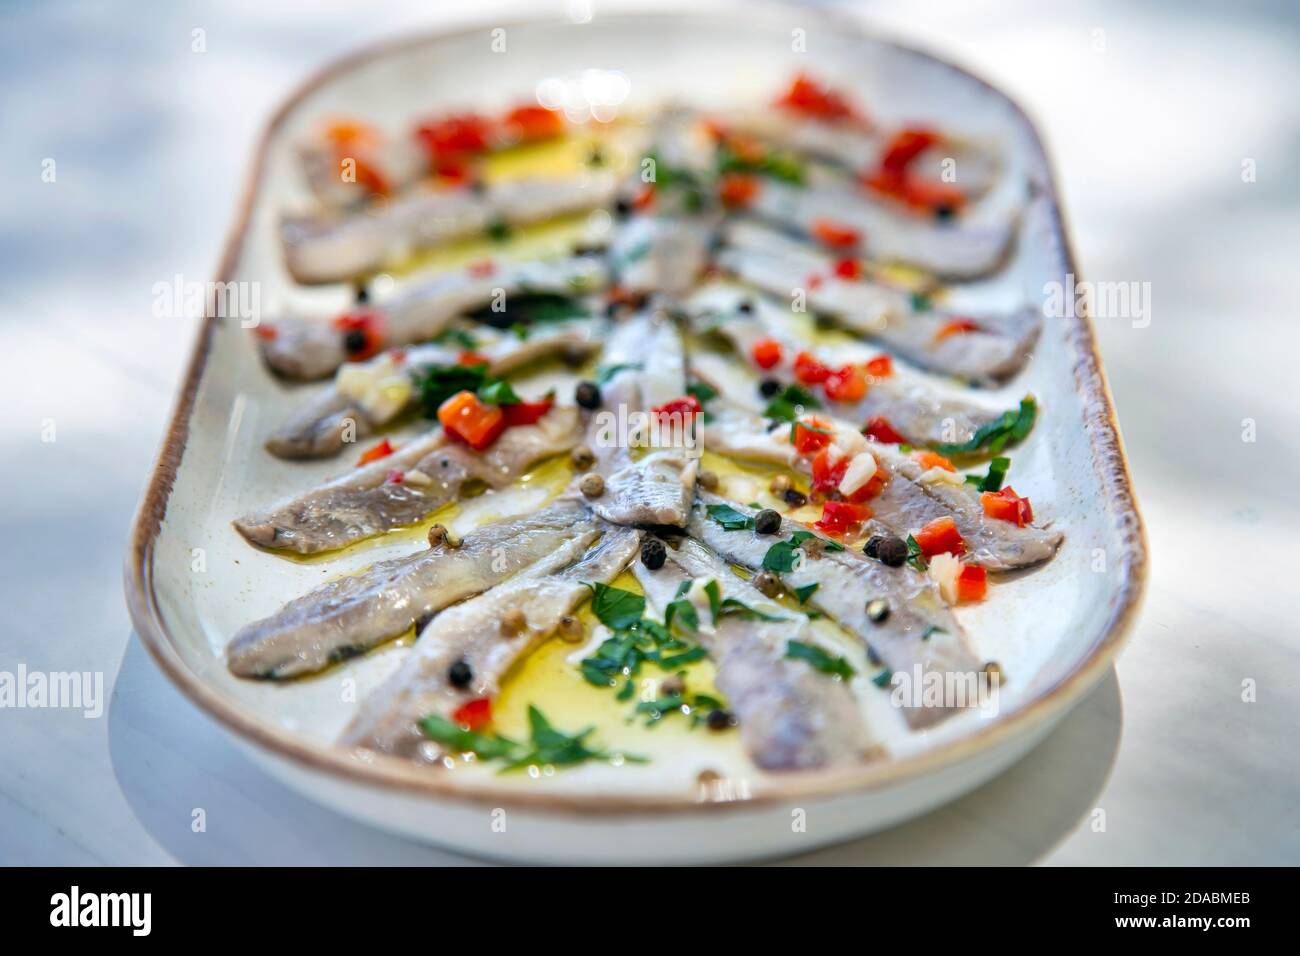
403 469 433 486
826 424 867 465
927 552 961 604
360 375 412 421
919 466 965 487
838 451 878 496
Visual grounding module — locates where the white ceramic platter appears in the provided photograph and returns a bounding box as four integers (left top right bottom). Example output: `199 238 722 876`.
125 7 1147 864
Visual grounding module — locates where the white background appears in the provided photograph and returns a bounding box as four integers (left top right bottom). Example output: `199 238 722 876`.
1 0 1296 864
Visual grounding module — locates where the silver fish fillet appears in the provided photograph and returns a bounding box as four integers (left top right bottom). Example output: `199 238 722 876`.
281 172 620 285
226 499 596 679
746 176 1017 281
719 221 1038 384
233 406 581 554
582 313 698 526
260 254 608 380
265 318 603 459
699 403 1061 571
633 537 871 770
340 524 641 760
683 282 1004 446
689 493 980 729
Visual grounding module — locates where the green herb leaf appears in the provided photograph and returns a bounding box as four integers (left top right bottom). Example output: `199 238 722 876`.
921 624 946 642
706 503 755 530
703 580 722 625
410 363 489 417
719 597 786 622
418 714 520 760
964 456 1011 492
687 380 718 404
664 598 699 634
906 535 928 572
431 327 479 350
871 669 894 688
785 640 856 679
762 539 802 573
596 362 643 384
764 384 821 422
586 582 646 630
793 582 819 604
909 291 932 312
477 378 521 406
936 396 1037 458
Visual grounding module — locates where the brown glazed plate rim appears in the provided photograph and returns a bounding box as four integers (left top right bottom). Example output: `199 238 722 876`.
123 8 1149 817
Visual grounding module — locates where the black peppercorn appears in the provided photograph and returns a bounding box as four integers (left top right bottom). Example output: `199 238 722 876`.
575 380 601 409
759 379 781 398
934 204 955 222
343 328 368 355
613 197 631 219
782 488 808 508
354 284 370 304
737 299 754 314
640 537 666 570
448 659 473 689
706 709 735 731
753 509 781 535
866 534 909 568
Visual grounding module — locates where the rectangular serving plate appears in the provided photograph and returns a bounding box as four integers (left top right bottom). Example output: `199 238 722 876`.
124 6 1146 864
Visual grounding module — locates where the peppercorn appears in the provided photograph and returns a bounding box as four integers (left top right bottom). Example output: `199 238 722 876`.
640 537 666 570
575 380 601 409
697 469 719 491
934 204 955 222
753 509 781 535
706 709 735 731
737 299 754 315
613 197 631 219
343 328 368 355
782 488 808 508
448 659 473 688
556 615 585 644
500 608 527 636
865 534 908 568
580 473 605 498
752 570 783 598
866 598 890 623
570 445 596 470
660 675 685 696
984 661 1005 684
759 379 781 398
354 284 370 304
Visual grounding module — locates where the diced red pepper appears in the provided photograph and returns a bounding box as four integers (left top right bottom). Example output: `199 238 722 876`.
813 500 872 536
502 395 555 427
932 318 981 345
724 133 768 164
864 354 894 379
955 563 988 603
652 395 703 422
823 364 867 403
324 118 381 149
457 350 491 367
863 415 908 444
254 324 277 341
333 309 386 361
981 486 1035 527
350 155 390 197
792 417 833 454
388 348 407 363
774 73 860 123
467 259 495 278
806 272 824 290
632 184 656 211
357 438 394 466
438 390 506 450
793 351 831 385
751 337 783 370
832 257 863 280
502 104 564 142
911 449 956 472
811 219 860 249
879 128 941 177
718 172 760 208
385 468 405 484
913 515 966 558
451 697 492 731
414 113 491 161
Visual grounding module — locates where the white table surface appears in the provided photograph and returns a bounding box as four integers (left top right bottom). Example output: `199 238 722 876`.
2 0 1297 866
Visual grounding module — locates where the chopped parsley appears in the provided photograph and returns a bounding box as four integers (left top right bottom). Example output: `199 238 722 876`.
586 582 646 630
596 362 643 384
431 327 478 350
905 534 927 572
706 503 755 530
418 705 644 771
477 378 521 406
936 396 1037 458
785 640 856 679
715 142 806 185
793 582 820 604
763 384 821 422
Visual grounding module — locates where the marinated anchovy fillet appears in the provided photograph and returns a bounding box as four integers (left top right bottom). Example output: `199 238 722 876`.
720 221 1039 384
260 254 608 380
699 404 1060 570
633 538 870 769
282 172 620 285
745 176 1017 281
227 500 595 679
710 109 1001 203
684 282 1002 445
689 493 980 728
609 212 719 298
234 406 580 554
583 313 698 526
266 318 603 459
341 524 641 760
